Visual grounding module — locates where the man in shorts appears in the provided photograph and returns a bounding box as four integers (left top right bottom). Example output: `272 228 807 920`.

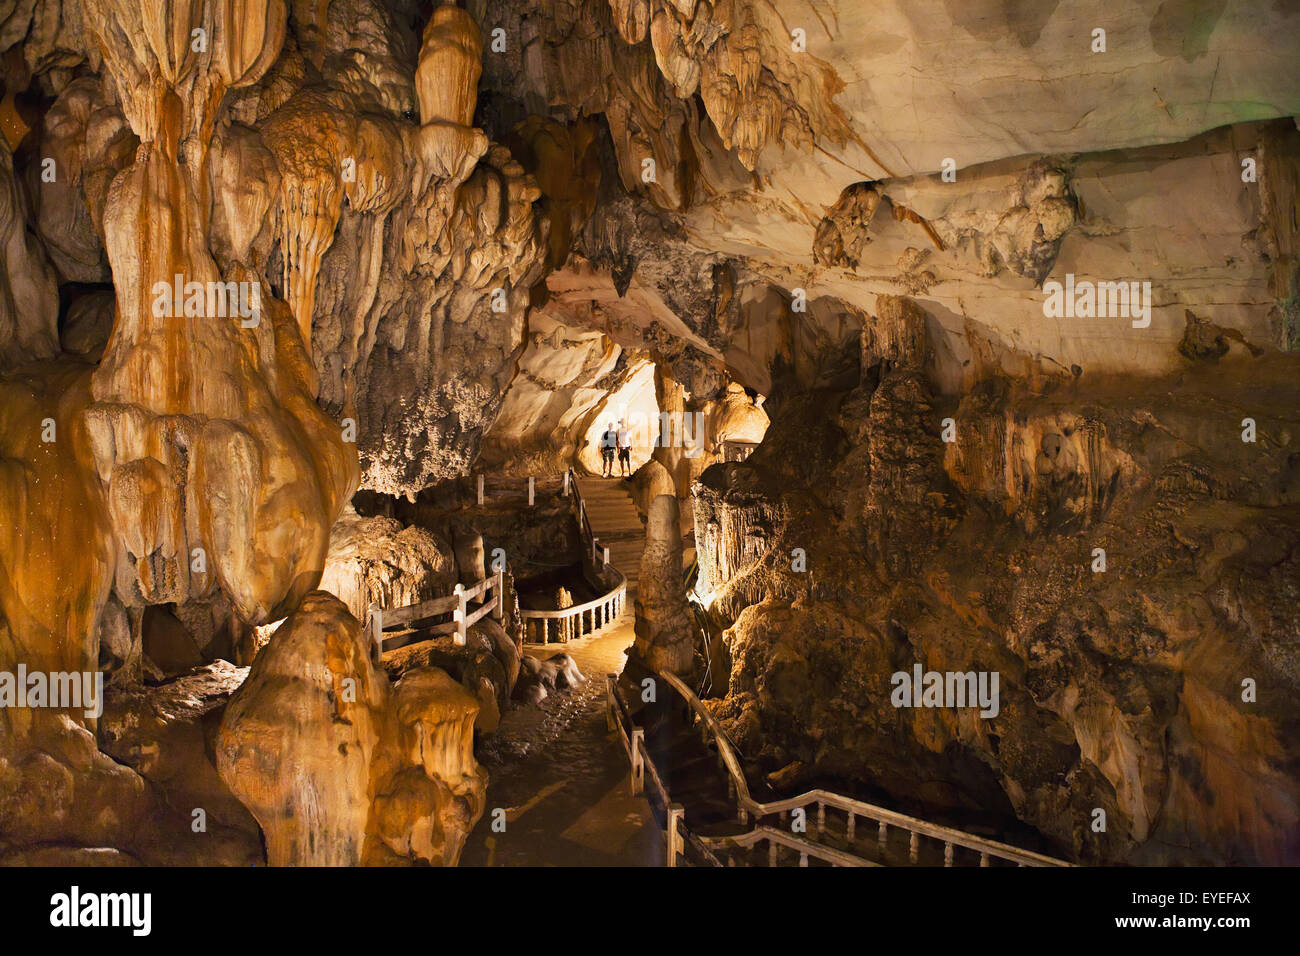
599 422 617 477
617 419 632 477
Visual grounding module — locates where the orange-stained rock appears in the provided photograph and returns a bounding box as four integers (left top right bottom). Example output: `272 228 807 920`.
215 591 486 866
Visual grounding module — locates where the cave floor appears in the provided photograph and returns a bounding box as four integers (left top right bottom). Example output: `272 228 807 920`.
461 478 664 866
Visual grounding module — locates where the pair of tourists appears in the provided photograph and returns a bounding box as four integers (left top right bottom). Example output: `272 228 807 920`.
599 420 632 477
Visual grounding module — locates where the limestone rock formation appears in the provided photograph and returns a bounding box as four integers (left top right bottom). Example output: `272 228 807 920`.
1 0 1298 873
631 494 695 676
319 507 458 624
0 139 57 367
215 591 486 866
698 299 1300 864
513 651 585 706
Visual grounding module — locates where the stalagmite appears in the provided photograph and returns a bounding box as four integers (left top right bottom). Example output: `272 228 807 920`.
0 0 1298 876
631 494 695 676
215 591 486 866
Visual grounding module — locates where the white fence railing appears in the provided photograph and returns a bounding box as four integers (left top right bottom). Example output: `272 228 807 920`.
365 570 505 656
521 468 627 644
606 669 1073 868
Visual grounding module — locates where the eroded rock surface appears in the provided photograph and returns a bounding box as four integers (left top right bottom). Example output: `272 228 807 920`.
698 299 1300 864
216 591 486 866
1 0 1297 871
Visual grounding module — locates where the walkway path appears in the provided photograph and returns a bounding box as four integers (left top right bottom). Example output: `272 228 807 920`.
461 476 659 866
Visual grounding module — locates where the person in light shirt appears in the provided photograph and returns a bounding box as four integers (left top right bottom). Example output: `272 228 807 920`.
617 420 632 477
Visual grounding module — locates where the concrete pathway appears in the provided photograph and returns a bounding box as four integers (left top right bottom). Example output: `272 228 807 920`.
460 477 661 867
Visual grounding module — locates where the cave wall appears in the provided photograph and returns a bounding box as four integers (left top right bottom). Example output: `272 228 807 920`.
697 296 1300 865
0 0 1296 868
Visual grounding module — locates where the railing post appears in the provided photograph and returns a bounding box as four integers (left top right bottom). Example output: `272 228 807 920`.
603 545 610 567
563 470 570 496
667 803 684 867
909 830 919 864
492 570 504 620
846 812 855 841
768 841 778 868
878 821 887 854
944 842 954 867
630 728 645 795
476 474 484 506
605 674 617 731
816 802 825 837
453 583 466 645
528 476 535 506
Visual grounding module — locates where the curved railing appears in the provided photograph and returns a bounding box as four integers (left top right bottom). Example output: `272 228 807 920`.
615 669 1073 868
520 467 628 644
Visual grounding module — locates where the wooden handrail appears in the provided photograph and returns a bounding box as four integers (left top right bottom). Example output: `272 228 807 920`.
378 470 619 650
519 468 627 644
701 827 880 867
657 670 752 808
606 673 868 869
655 668 1072 868
373 568 505 648
519 575 625 620
382 593 458 629
606 663 1072 867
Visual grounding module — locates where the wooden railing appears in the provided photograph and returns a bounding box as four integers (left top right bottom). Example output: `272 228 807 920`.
719 438 759 463
521 576 626 644
521 468 627 644
697 826 879 868
608 669 1073 868
368 469 626 648
605 674 723 867
468 473 567 507
365 569 505 654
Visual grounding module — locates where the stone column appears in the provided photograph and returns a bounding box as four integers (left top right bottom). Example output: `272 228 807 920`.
631 494 696 677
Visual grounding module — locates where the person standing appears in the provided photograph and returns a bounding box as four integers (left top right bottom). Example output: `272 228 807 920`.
599 422 617 477
617 418 632 477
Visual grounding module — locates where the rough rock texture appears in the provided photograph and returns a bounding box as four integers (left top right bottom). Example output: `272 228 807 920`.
0 138 58 366
215 591 486 866
479 308 650 475
381 618 521 733
699 298 1300 864
513 651 585 706
302 3 548 495
0 0 543 866
319 506 458 624
464 1 1300 408
631 494 695 676
1 0 1298 871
